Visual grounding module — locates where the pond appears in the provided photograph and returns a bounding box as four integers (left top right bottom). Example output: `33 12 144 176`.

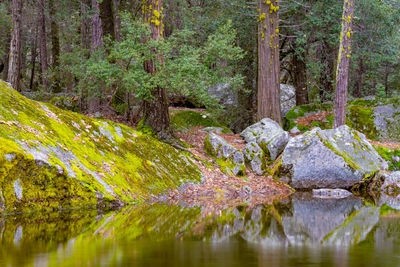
1 192 400 267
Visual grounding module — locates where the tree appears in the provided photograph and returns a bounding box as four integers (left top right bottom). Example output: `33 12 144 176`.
141 0 171 140
39 0 48 89
91 0 103 50
257 0 282 124
81 0 91 51
49 0 61 92
8 0 23 91
333 0 355 128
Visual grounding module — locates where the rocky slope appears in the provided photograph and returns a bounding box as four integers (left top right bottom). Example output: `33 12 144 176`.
0 80 202 213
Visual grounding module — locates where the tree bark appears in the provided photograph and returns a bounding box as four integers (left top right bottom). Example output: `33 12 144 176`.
142 0 171 139
112 0 121 42
49 0 61 92
292 50 309 105
88 0 103 114
257 0 282 124
8 0 23 91
30 20 39 90
39 0 48 90
91 0 103 50
81 0 91 51
2 21 11 81
333 0 355 128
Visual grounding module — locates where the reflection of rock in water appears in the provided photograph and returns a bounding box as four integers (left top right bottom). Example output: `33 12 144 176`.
281 193 379 246
240 205 288 247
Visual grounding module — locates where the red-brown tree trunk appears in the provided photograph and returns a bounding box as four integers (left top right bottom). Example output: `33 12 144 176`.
30 20 39 90
81 0 91 51
39 0 48 90
333 0 355 128
141 0 171 140
91 0 103 50
8 0 23 91
257 0 282 124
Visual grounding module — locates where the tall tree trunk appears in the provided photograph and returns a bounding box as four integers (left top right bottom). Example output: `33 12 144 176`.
39 0 48 90
81 0 91 51
99 0 115 40
88 0 103 114
80 0 91 112
112 0 121 42
142 0 171 139
257 0 282 124
354 56 363 98
333 0 355 128
30 20 39 90
292 50 309 105
2 22 11 81
49 0 61 92
91 0 103 50
8 0 23 91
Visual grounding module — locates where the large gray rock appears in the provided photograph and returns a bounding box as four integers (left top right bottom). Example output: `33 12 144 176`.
208 83 238 106
241 118 289 161
205 133 245 176
243 142 266 175
373 104 400 141
280 84 296 115
241 118 283 143
278 126 388 189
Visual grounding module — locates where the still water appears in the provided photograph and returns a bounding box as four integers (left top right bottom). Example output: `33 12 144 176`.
1 193 400 267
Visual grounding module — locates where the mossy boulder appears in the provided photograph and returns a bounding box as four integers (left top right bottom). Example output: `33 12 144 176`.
204 133 245 176
243 142 266 175
277 126 388 189
0 80 202 213
241 118 290 162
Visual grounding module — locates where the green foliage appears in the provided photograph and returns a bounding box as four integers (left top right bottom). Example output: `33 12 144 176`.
60 13 244 112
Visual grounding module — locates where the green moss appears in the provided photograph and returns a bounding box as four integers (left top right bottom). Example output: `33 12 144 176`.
284 103 333 130
136 118 156 136
170 110 231 133
374 145 400 171
0 80 202 213
346 106 377 140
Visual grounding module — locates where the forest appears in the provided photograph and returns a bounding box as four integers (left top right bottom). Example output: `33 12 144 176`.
1 0 400 266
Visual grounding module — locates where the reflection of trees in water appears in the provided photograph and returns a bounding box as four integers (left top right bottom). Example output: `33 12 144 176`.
0 194 399 266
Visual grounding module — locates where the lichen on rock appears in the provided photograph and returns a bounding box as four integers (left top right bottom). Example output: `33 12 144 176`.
204 132 245 176
277 126 388 189
0 80 202 213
